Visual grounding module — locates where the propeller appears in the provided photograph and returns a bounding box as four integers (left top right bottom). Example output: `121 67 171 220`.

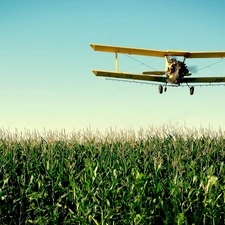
171 57 178 61
188 65 198 73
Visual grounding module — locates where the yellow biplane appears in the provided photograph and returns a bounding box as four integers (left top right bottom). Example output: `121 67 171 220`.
90 44 225 95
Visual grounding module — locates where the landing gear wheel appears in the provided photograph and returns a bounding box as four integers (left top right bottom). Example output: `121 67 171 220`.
190 86 194 95
158 85 163 94
164 86 167 92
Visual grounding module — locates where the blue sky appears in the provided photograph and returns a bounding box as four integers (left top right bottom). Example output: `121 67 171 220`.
1 0 225 132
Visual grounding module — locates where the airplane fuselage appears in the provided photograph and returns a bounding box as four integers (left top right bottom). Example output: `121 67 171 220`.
166 58 189 84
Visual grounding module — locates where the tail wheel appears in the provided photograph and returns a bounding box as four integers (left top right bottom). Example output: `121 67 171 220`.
158 85 163 94
190 86 194 95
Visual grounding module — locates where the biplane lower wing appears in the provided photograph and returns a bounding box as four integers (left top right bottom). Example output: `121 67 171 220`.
93 70 167 82
93 70 225 84
181 77 225 83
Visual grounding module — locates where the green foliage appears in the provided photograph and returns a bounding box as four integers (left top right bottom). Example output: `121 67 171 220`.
0 129 225 224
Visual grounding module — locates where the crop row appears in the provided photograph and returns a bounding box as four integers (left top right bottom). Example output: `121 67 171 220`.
0 129 224 224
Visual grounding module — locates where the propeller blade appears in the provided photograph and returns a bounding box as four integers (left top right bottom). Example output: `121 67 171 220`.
188 65 198 73
171 57 178 61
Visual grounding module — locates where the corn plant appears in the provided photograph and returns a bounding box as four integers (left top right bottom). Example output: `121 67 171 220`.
0 128 224 224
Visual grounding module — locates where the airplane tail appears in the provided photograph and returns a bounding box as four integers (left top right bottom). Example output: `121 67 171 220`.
142 71 165 75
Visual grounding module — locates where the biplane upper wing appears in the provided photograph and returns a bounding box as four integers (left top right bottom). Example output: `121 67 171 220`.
187 52 225 58
93 70 167 82
91 44 225 58
91 44 189 57
181 77 225 83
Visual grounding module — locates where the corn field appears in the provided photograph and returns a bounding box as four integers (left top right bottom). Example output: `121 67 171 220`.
0 127 225 224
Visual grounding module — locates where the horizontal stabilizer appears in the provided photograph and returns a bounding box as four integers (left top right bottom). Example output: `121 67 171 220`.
143 71 165 75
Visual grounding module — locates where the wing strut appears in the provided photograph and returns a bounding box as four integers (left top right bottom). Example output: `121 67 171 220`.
115 52 119 72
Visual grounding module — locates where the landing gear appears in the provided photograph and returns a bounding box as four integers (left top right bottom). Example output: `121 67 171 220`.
186 83 195 95
158 85 163 94
158 84 167 94
157 82 195 95
190 86 194 95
